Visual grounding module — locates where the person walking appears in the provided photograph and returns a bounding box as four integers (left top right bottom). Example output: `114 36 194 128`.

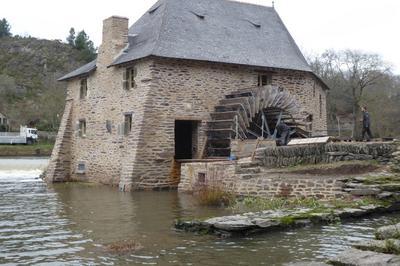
276 122 290 146
361 106 372 141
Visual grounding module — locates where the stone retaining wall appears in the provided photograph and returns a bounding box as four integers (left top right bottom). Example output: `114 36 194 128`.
255 142 396 168
178 161 343 199
179 142 399 199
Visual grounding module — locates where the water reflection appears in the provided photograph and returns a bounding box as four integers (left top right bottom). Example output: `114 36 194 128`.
1 158 400 265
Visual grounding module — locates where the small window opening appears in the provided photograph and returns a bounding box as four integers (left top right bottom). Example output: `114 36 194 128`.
80 78 88 99
258 74 272 86
149 4 161 14
79 119 86 137
124 114 132 135
306 114 313 132
123 67 137 90
198 172 206 184
190 11 205 19
77 162 86 174
245 19 261 28
106 120 112 133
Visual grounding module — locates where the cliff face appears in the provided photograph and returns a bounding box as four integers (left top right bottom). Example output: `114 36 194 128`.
0 36 89 131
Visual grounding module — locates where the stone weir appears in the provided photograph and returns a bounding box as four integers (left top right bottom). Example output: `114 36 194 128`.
179 141 398 199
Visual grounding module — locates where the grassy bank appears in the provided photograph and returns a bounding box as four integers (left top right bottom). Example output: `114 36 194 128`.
0 142 54 157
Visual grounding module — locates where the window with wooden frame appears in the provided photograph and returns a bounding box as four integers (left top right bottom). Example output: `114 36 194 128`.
124 114 132 135
257 74 272 87
123 66 137 90
78 119 86 137
80 78 88 99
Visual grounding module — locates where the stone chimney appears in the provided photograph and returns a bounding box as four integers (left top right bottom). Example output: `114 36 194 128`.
97 16 129 67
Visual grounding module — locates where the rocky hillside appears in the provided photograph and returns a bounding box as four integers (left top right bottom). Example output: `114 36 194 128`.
0 36 90 131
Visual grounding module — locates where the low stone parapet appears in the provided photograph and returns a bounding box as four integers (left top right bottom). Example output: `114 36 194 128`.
255 142 396 168
179 141 398 199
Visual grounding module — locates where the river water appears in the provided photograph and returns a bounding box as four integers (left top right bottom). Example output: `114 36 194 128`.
1 157 399 265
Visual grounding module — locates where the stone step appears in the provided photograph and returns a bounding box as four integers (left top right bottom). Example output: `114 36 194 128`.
236 167 261 174
240 173 260 180
237 162 260 168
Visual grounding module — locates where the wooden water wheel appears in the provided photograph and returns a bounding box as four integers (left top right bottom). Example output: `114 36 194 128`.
206 85 310 157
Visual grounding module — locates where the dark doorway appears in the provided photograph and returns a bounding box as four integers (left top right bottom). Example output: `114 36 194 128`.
175 120 198 159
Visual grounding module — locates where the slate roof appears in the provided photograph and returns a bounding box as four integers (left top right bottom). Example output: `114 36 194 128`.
58 59 96 81
59 0 314 81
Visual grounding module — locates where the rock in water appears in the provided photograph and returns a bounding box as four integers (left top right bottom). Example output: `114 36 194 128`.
329 248 400 265
376 223 400 240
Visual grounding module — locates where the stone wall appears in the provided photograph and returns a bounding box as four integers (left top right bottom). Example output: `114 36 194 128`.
122 57 328 190
255 142 396 168
53 41 328 189
179 142 397 198
45 100 73 182
178 161 344 199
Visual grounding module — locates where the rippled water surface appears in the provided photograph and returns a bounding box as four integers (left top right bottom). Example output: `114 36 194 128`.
1 157 400 265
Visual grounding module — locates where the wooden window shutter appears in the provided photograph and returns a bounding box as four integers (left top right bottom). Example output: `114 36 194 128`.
122 69 129 90
133 67 137 88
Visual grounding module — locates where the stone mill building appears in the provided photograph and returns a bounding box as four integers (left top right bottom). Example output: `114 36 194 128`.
46 0 328 191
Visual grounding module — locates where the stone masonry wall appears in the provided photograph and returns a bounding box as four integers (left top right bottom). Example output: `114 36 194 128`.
58 56 328 189
124 57 328 190
45 100 73 182
255 142 396 168
179 142 397 198
179 161 344 199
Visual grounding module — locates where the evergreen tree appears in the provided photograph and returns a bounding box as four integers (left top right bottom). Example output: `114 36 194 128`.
0 18 12 37
66 27 75 46
66 28 96 62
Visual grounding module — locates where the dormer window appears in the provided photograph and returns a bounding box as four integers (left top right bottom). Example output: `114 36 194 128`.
80 78 88 99
257 74 272 87
123 67 137 90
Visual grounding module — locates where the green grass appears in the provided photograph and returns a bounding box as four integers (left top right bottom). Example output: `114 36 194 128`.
231 197 325 213
231 196 389 214
0 142 54 156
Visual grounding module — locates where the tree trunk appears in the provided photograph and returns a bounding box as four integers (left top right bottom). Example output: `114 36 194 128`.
351 100 362 140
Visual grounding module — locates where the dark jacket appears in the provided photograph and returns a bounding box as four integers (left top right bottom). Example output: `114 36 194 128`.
362 111 371 128
276 122 290 136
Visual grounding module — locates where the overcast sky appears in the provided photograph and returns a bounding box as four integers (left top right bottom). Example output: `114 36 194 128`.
2 0 400 73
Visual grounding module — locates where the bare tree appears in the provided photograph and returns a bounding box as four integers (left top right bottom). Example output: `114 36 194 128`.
311 50 391 138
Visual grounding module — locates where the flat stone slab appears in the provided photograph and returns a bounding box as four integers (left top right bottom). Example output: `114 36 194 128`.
328 248 400 265
175 204 392 237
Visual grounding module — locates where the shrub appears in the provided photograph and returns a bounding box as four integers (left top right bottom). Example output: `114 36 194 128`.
195 186 235 207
